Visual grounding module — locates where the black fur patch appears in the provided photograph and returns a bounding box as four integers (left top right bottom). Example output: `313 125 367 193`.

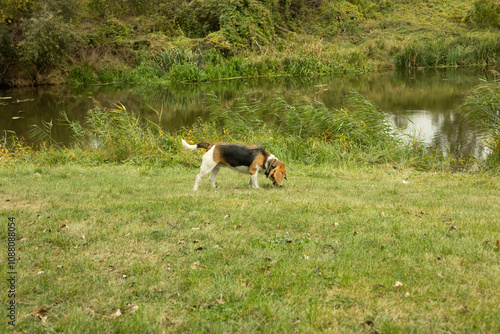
218 144 266 167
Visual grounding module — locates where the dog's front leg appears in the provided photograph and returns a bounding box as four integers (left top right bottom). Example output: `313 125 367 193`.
248 172 259 189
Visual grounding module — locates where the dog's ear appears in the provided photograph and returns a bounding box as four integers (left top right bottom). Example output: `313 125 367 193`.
270 168 284 186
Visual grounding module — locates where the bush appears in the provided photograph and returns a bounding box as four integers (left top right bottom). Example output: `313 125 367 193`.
39 0 82 21
466 0 500 29
176 0 221 38
0 23 15 69
18 6 80 67
219 0 274 48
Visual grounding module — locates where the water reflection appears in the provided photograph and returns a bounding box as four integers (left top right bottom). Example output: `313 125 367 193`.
0 68 495 159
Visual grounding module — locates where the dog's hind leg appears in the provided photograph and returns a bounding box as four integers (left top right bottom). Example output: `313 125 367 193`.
194 147 217 191
209 166 220 188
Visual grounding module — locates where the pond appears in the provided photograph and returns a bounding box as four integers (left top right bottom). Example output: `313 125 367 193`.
0 68 494 159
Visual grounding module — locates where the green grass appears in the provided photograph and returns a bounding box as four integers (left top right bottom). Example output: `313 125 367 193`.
1 163 499 333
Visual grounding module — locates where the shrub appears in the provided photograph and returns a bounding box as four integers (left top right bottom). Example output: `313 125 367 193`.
176 0 221 38
466 0 500 29
0 23 15 70
18 6 80 67
219 0 274 48
38 0 82 21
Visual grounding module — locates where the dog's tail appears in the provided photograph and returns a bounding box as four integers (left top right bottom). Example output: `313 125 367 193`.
181 139 211 151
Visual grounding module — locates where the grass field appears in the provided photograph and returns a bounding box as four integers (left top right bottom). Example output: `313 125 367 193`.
1 162 499 333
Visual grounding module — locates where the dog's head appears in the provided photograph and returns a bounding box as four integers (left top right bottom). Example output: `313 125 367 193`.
268 161 287 187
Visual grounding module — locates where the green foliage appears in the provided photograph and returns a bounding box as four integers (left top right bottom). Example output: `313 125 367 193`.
202 92 410 165
0 23 15 67
60 104 176 165
394 35 500 68
87 0 161 18
0 0 36 23
462 78 500 167
466 0 500 29
318 0 365 37
176 0 221 38
38 0 82 21
18 4 81 67
68 64 99 85
219 0 274 48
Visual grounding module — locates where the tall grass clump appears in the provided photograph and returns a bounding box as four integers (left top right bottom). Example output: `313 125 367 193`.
60 104 178 165
153 48 259 83
187 91 420 166
462 77 500 169
394 35 500 68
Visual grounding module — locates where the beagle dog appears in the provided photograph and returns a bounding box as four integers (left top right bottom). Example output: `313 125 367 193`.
182 139 287 191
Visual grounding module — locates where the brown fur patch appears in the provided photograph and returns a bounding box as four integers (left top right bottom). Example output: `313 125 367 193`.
269 161 287 186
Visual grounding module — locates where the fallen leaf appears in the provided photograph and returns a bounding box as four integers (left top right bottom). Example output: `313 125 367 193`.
224 215 230 219
195 247 203 251
129 305 139 314
35 307 50 315
191 261 201 269
37 270 45 275
110 309 122 319
448 225 457 231
394 281 403 287
303 254 310 260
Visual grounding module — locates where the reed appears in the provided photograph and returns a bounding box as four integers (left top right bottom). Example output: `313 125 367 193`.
187 92 423 167
0 93 451 170
394 34 500 69
461 77 500 169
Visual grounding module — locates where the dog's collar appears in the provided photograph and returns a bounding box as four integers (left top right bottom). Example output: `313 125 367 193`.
265 159 276 178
